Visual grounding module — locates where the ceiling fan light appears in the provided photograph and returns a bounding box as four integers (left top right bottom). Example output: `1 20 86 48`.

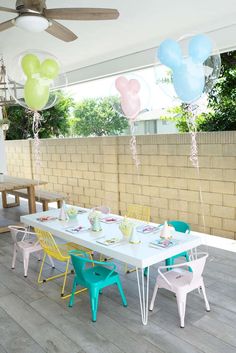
15 15 49 32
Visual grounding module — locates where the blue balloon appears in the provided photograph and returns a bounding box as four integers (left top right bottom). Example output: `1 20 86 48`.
157 34 211 103
189 34 212 64
157 39 182 69
173 57 205 103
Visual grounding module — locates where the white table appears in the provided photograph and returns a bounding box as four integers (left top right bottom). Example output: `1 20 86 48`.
21 207 203 325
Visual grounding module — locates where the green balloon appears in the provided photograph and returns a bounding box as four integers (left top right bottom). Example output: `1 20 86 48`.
21 54 40 78
40 58 60 79
24 78 49 111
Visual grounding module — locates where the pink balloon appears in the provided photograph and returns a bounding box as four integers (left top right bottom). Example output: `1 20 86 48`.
115 76 141 120
121 92 141 120
115 76 128 92
128 79 140 94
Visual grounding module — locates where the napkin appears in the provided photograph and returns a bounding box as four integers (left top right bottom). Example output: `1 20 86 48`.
96 237 121 246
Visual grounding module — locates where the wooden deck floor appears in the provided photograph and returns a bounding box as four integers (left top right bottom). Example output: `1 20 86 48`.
0 201 236 353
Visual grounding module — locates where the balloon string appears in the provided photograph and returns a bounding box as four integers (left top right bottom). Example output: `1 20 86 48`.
187 104 206 232
187 105 199 168
32 111 42 202
129 120 140 172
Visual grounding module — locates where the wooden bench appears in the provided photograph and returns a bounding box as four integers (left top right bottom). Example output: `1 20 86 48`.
2 189 64 211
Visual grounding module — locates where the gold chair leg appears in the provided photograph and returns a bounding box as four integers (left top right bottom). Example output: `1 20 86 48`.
99 253 112 262
90 253 95 267
125 263 136 274
38 254 70 284
38 252 47 284
61 259 70 296
38 254 89 299
62 257 88 299
61 288 87 300
63 254 93 299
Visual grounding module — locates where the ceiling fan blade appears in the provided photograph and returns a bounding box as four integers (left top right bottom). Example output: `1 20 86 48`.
0 19 15 32
44 8 119 21
46 20 77 42
0 7 18 14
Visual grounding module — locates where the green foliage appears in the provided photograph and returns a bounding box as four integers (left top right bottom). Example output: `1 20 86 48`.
161 51 236 132
160 104 205 133
5 107 33 140
199 51 236 131
5 91 73 140
72 96 128 136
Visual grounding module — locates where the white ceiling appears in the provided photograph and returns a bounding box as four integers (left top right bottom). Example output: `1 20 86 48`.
1 0 236 74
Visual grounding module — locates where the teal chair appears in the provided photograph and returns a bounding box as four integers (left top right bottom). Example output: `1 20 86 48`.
69 250 127 322
165 221 191 268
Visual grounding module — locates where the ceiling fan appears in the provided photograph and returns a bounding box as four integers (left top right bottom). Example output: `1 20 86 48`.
0 0 119 42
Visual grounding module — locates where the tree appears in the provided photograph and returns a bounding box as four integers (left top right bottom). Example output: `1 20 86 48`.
160 104 206 132
199 51 236 131
161 50 236 132
72 96 128 136
5 91 74 140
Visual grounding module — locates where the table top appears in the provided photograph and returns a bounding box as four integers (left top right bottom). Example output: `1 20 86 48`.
20 207 203 268
0 175 46 192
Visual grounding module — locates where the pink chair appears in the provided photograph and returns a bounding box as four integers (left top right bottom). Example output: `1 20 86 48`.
149 252 210 328
8 225 43 277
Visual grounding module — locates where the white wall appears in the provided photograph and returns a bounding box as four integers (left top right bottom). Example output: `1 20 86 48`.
156 120 178 134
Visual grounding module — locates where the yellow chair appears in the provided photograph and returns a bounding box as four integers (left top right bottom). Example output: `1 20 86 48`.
126 204 151 223
34 228 94 298
125 204 151 274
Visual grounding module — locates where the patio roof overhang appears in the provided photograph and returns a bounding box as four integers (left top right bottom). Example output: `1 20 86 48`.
0 0 236 85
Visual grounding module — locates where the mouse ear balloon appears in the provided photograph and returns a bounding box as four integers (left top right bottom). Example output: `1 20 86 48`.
40 58 60 80
128 79 141 94
189 34 213 64
24 78 50 111
155 34 221 104
120 91 141 120
112 73 150 169
21 53 41 78
115 76 128 92
6 49 67 111
173 57 205 103
113 73 149 121
158 39 182 69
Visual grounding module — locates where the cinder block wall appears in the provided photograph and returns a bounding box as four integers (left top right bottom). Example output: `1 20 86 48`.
6 139 33 178
5 131 236 239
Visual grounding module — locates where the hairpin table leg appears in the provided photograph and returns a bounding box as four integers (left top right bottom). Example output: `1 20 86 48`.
136 266 149 325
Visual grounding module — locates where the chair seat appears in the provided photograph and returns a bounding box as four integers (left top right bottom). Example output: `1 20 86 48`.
64 242 93 255
17 240 42 252
157 269 193 291
84 265 117 285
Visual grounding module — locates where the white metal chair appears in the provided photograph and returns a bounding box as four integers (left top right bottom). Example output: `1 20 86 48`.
8 225 45 277
149 252 210 328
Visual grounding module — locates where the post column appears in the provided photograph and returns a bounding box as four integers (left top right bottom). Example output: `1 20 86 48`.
0 106 7 174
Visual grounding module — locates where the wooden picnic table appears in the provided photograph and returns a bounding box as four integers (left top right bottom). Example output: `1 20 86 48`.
0 175 47 233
